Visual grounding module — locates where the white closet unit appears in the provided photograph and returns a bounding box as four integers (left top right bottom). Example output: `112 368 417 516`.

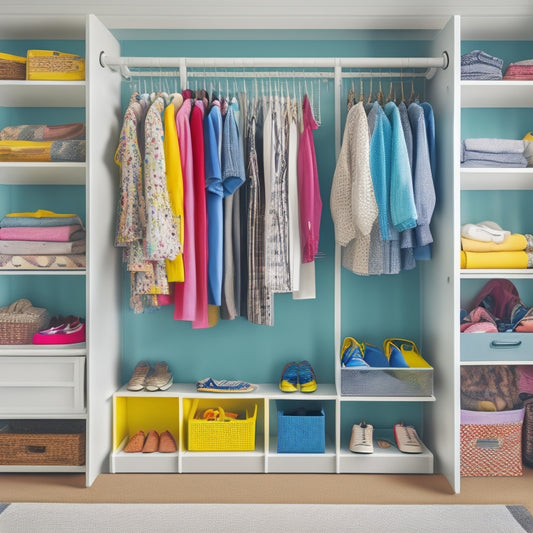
0 14 122 486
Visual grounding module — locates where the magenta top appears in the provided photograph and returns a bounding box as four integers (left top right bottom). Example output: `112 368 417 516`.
297 95 322 263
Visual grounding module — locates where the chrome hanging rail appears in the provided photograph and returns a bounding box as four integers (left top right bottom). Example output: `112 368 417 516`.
99 52 449 81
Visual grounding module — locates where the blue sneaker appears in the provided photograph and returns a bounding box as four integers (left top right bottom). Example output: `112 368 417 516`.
341 337 370 367
298 360 317 393
280 362 299 392
363 343 389 367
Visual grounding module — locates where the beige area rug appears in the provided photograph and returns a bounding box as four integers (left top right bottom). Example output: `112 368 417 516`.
0 502 532 532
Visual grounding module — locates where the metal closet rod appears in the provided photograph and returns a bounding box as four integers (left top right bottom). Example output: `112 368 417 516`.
100 52 448 80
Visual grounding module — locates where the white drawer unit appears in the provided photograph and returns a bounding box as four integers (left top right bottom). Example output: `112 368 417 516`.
0 356 85 414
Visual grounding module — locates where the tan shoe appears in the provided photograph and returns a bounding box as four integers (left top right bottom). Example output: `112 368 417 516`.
124 430 145 453
159 430 177 453
142 430 160 453
145 361 173 391
127 361 151 391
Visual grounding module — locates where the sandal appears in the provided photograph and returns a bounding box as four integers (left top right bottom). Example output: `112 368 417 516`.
196 377 255 393
383 339 432 368
341 337 369 368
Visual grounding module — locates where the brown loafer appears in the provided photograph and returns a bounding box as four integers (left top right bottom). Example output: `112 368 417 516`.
142 430 160 453
124 430 145 453
159 430 177 453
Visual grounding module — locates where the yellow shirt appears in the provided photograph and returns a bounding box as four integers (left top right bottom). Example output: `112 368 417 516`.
163 100 185 282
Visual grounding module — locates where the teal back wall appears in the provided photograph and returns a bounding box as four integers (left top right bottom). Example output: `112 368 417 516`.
117 32 430 385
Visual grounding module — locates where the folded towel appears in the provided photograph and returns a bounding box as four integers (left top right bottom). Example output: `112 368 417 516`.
461 250 529 269
461 50 504 69
463 138 526 154
461 234 527 252
0 140 86 162
0 240 86 255
0 210 84 229
462 150 527 165
0 253 86 270
0 225 85 242
0 123 85 141
461 63 502 80
460 159 528 168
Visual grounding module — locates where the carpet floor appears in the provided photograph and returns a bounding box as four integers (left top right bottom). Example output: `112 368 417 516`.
0 503 532 532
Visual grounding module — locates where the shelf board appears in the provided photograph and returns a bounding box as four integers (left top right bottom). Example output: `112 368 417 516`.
461 168 533 190
461 81 533 108
460 269 533 279
0 269 86 275
0 163 86 185
0 344 86 356
0 81 85 107
340 395 435 402
0 465 85 473
0 412 87 419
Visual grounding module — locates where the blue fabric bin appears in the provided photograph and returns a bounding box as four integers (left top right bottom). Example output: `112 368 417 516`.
277 407 325 453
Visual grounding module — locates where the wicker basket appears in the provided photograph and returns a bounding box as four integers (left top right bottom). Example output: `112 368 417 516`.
0 298 50 345
0 52 26 80
520 393 533 467
188 400 257 451
0 420 85 465
26 50 85 81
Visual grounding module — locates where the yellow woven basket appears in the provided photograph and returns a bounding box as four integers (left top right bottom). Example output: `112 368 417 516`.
187 399 257 451
26 50 85 81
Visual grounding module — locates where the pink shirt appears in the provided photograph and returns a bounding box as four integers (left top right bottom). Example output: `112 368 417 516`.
173 99 197 321
191 100 209 329
297 95 322 263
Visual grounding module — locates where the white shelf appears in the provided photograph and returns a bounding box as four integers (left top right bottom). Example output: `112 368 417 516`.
460 269 533 279
0 81 85 107
340 395 436 402
0 344 86 356
461 81 533 108
267 436 337 473
0 269 85 275
461 168 533 190
0 465 85 473
0 163 86 185
0 412 87 419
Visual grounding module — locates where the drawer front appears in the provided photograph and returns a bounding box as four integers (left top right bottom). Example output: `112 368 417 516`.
461 333 533 363
0 356 85 413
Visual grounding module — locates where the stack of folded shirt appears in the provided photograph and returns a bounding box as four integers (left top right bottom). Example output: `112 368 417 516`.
461 50 504 80
461 138 527 168
460 221 532 269
0 122 85 162
503 59 533 80
0 209 86 270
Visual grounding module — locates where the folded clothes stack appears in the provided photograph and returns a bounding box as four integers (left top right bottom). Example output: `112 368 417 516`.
461 138 527 168
0 122 85 162
460 221 533 269
0 209 86 270
461 49 503 80
503 59 533 80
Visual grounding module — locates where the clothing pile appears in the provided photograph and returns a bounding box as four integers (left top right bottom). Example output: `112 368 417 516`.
0 122 85 162
115 90 321 327
0 209 86 270
461 50 503 80
504 59 533 80
460 220 533 270
461 138 527 168
330 96 436 275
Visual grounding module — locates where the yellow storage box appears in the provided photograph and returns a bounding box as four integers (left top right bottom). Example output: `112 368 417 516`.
187 399 257 451
0 52 26 80
26 50 85 81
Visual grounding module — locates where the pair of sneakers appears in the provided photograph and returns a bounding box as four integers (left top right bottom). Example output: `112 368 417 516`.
341 337 431 369
279 360 317 393
127 361 173 391
349 421 423 454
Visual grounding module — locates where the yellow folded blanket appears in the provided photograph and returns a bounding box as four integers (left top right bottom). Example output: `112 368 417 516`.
0 140 85 162
5 210 77 219
461 250 529 269
461 234 527 252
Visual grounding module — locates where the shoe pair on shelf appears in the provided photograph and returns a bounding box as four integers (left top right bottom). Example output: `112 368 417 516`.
349 421 423 454
127 361 173 391
123 429 177 453
341 337 431 369
32 315 85 345
279 360 317 393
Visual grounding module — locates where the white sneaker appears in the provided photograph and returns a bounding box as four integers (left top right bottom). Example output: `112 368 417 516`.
394 423 423 453
349 421 374 453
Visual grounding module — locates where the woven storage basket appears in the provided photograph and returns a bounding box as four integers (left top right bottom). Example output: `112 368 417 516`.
0 52 26 80
277 407 325 453
519 393 533 467
460 408 525 477
0 420 85 465
26 50 85 81
188 400 257 451
0 298 50 345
